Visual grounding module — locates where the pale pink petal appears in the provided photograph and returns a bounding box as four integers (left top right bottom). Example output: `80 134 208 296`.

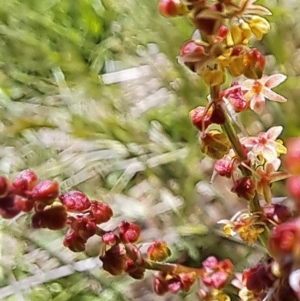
241 79 256 90
266 126 283 140
261 145 278 161
268 158 281 171
240 137 258 147
264 74 287 88
261 87 287 102
250 93 265 114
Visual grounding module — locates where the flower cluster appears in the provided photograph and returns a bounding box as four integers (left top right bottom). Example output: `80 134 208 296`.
158 0 300 300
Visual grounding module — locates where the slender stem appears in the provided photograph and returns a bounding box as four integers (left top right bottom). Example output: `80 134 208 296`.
144 260 203 276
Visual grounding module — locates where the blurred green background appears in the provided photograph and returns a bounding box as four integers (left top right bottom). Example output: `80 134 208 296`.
0 0 299 300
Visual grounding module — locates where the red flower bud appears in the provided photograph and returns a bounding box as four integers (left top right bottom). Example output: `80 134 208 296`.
59 190 91 212
0 176 9 197
31 180 59 205
0 195 21 219
179 40 207 72
14 195 35 212
90 201 113 224
189 106 213 131
12 169 37 196
63 229 86 252
102 231 118 246
147 241 171 262
119 221 141 244
31 205 67 230
231 176 256 200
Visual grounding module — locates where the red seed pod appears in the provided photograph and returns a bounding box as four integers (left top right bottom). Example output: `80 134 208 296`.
100 244 127 276
12 169 37 196
31 180 59 205
102 231 118 246
0 195 21 219
231 176 256 200
147 241 171 262
59 190 91 212
31 205 67 230
0 176 9 197
63 229 87 252
89 200 113 224
119 221 141 244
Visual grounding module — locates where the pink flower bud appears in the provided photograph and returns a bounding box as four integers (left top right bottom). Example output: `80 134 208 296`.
214 159 233 178
189 106 213 131
102 231 118 246
119 221 141 244
59 190 91 212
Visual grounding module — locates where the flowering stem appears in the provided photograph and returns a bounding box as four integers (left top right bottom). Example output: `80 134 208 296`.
210 86 261 213
144 259 203 276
